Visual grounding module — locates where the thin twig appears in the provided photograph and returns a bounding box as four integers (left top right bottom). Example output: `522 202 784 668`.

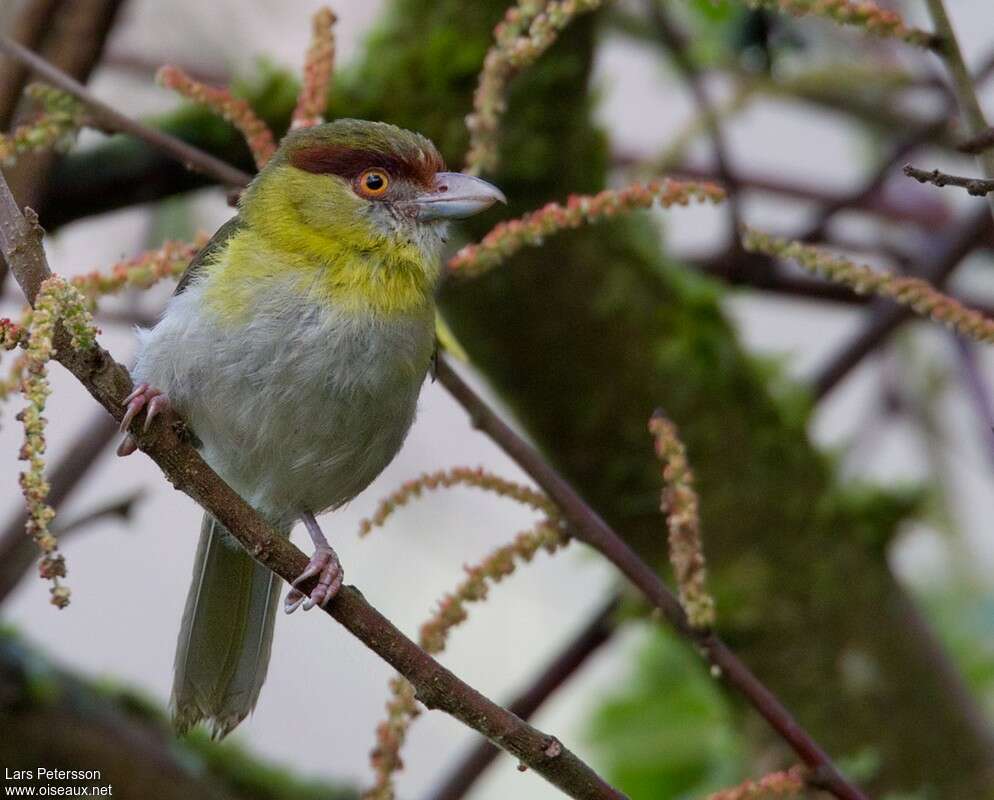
925 0 994 218
903 164 994 197
0 172 624 800
644 1 743 243
433 357 868 800
0 36 251 188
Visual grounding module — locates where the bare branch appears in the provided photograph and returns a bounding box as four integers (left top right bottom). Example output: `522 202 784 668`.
903 163 994 196
0 35 251 188
925 0 994 218
433 357 868 800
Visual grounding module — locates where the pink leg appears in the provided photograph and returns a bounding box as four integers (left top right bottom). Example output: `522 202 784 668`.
117 383 171 457
284 512 344 613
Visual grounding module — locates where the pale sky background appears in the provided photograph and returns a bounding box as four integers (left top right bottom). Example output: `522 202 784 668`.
2 2 994 799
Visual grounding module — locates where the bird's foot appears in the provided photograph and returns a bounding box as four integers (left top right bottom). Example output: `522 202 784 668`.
117 383 170 456
284 544 343 613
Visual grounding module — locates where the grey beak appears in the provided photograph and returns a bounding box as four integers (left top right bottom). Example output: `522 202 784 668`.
412 172 507 221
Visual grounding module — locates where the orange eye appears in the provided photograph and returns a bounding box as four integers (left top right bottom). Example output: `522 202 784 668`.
357 168 390 198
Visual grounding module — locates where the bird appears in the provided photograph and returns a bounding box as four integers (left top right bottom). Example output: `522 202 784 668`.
119 119 505 738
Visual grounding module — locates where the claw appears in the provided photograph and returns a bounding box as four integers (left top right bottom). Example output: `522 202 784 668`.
284 589 307 614
285 544 343 613
116 434 138 457
120 383 170 434
145 394 170 431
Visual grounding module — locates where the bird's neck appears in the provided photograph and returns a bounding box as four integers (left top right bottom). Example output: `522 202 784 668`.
209 189 439 322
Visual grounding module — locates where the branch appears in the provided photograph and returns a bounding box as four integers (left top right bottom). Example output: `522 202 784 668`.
433 357 867 800
426 594 620 800
925 0 994 218
0 0 64 128
644 1 743 241
0 173 623 800
0 35 251 189
959 127 994 156
903 163 994 197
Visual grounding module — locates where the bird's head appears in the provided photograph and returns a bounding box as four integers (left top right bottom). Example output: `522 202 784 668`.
243 119 505 271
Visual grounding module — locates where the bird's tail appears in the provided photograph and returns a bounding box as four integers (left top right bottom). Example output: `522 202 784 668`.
172 513 284 739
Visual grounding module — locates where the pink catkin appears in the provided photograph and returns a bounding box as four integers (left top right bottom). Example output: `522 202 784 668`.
157 65 276 168
649 413 715 629
742 227 994 345
449 179 725 277
705 766 807 799
292 7 337 129
751 0 935 47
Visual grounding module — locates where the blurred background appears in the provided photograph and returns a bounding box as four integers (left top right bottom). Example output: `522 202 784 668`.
1 1 994 798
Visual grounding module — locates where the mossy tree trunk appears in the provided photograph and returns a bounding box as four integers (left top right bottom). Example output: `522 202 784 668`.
339 3 994 796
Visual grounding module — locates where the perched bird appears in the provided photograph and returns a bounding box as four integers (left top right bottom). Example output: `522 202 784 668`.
120 119 505 738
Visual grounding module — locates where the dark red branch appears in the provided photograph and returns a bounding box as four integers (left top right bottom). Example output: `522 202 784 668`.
0 35 251 189
434 358 868 800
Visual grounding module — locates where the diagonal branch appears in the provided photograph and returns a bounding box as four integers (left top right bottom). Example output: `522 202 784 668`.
0 36 251 188
433 358 867 800
0 173 623 800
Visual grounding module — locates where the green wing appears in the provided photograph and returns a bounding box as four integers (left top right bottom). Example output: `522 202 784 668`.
174 215 245 295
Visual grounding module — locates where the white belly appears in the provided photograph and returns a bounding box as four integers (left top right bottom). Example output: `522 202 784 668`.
132 278 435 525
